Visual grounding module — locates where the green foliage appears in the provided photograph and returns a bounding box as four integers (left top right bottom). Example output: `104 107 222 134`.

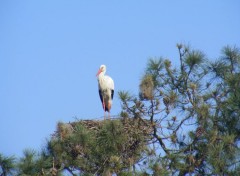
184 50 205 70
97 120 126 155
17 149 52 176
0 153 15 176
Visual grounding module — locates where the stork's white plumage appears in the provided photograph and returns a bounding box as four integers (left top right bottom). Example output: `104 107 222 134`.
96 65 114 119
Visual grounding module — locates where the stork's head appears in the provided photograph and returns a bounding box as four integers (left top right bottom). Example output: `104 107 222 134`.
96 65 106 76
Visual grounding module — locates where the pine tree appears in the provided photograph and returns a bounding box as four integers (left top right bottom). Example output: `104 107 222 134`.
17 149 52 176
0 153 15 176
119 44 240 175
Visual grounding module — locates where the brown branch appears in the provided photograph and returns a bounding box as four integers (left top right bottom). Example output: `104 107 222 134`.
152 123 170 155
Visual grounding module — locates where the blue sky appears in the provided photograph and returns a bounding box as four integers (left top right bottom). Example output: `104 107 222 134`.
0 1 239 157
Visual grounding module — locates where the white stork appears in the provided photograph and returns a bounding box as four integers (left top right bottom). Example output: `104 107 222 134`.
96 65 114 119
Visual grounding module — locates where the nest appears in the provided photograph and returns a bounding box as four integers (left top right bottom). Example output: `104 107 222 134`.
50 117 154 174
55 117 153 141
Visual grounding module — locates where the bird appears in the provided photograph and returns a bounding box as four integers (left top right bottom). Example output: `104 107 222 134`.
96 65 114 119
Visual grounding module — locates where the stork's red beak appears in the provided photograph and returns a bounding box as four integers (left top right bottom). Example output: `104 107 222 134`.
96 69 102 76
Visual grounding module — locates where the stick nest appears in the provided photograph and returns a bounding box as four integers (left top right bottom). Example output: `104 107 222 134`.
55 117 153 139
50 117 153 174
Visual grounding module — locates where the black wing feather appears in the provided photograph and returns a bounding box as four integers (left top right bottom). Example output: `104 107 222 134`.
99 90 103 104
111 89 114 100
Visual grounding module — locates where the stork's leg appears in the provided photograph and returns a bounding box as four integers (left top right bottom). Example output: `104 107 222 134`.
102 101 106 120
